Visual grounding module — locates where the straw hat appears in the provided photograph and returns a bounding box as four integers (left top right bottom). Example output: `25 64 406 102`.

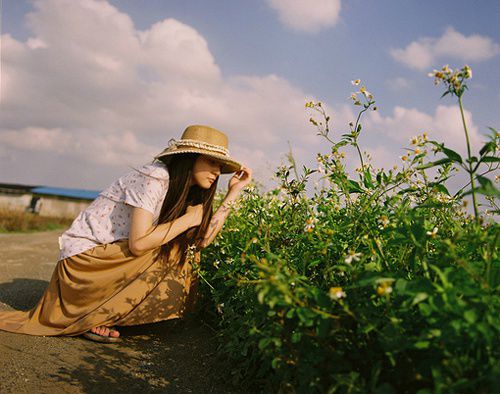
154 125 242 174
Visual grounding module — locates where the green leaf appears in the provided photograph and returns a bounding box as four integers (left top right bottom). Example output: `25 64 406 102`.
477 175 493 188
414 340 430 349
441 146 463 164
418 303 433 317
347 179 364 194
291 331 302 343
481 156 500 163
416 158 452 170
363 170 374 189
479 141 496 156
412 292 429 306
432 184 450 195
463 185 500 198
464 309 477 323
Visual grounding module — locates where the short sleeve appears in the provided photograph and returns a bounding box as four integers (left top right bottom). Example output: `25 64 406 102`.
122 170 168 214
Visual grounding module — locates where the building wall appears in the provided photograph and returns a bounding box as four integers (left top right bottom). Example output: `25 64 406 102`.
0 194 33 212
0 193 92 219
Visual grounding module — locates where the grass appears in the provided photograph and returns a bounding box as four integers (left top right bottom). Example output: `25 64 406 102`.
0 207 73 233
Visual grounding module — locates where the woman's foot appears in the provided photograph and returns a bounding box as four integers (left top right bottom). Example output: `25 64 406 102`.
90 326 120 338
82 326 121 343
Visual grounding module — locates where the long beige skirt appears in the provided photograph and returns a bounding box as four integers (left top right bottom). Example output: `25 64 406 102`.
0 240 200 336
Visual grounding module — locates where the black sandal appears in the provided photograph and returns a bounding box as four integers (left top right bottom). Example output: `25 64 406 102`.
82 327 121 343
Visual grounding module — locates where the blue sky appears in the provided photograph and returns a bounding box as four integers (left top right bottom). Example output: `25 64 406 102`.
1 0 499 198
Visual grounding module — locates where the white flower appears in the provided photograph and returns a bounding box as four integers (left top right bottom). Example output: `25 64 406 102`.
378 215 390 229
329 287 346 300
304 217 319 233
344 250 362 264
351 79 361 86
426 227 438 238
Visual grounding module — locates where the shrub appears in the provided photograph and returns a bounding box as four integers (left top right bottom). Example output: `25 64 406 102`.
195 66 499 393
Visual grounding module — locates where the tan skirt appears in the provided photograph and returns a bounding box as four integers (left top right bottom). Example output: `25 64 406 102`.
0 240 200 336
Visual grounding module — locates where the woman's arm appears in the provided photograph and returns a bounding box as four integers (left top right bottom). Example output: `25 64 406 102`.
201 165 252 248
200 189 238 248
128 204 203 256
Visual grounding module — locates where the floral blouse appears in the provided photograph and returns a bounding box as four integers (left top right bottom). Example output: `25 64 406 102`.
58 161 170 261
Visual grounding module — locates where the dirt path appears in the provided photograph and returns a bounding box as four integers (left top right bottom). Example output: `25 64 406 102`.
0 231 240 394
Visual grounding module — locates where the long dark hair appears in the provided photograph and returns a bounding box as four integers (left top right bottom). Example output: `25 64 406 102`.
153 153 218 265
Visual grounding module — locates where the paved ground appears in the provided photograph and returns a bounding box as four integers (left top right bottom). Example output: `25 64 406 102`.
0 231 241 394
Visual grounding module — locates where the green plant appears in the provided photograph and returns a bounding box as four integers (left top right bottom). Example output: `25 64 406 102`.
193 66 499 393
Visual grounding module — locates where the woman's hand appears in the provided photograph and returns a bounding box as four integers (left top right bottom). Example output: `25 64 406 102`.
228 165 252 193
185 203 204 228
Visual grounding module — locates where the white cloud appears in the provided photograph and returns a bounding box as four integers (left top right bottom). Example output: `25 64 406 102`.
386 77 413 91
390 27 500 70
265 0 341 33
0 0 320 190
366 105 484 159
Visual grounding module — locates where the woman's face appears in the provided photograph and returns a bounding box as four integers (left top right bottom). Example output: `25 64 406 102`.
191 155 223 189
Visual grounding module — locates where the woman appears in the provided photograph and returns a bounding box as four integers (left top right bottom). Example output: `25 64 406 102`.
0 125 252 343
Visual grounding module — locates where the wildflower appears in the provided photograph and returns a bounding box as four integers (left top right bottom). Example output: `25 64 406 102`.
216 303 224 314
400 155 408 162
422 132 428 141
309 117 318 126
378 215 390 229
305 101 315 108
329 287 346 300
495 175 500 183
329 286 346 300
185 244 197 263
426 227 438 238
213 260 220 269
350 92 357 100
441 64 452 74
411 136 419 145
414 148 421 155
463 65 472 79
344 250 362 264
351 79 361 86
376 282 393 296
304 217 318 233
436 193 451 203
359 86 373 100
333 150 345 159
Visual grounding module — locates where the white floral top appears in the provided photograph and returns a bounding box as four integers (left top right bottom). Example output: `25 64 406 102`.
58 161 170 261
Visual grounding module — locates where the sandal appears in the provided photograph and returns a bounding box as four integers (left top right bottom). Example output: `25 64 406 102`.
82 327 121 343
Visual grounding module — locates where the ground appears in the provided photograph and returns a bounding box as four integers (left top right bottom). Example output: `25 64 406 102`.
0 231 243 394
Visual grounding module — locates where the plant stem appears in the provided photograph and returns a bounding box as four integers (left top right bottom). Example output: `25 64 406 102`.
458 96 479 223
353 107 368 174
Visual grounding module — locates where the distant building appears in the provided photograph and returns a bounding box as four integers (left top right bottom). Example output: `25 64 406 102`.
0 183 100 219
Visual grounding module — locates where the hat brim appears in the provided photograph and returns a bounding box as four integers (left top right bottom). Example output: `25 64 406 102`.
154 148 242 174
